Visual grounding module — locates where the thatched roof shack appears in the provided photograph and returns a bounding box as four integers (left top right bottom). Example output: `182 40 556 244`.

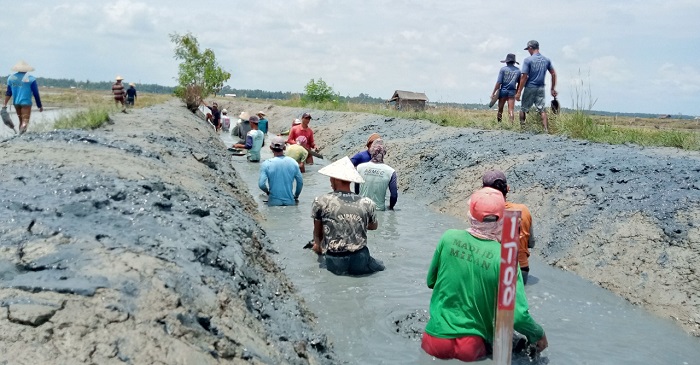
387 90 429 111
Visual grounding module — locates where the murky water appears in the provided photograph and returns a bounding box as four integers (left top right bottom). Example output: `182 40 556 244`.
223 133 700 364
0 107 77 138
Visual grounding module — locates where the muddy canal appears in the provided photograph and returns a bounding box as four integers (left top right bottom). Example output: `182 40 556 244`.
222 131 700 365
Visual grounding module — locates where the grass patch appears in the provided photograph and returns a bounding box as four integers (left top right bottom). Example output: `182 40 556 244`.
53 107 111 130
270 98 700 151
41 87 173 108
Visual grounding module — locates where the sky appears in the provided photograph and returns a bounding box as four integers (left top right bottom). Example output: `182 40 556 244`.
2 0 699 115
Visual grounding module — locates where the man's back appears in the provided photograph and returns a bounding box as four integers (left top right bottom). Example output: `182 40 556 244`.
247 130 265 162
357 161 395 210
505 201 532 270
426 229 543 344
285 144 309 163
259 156 302 206
311 191 376 253
522 53 552 88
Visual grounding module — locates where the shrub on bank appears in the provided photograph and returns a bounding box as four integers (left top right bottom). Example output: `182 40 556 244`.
54 107 111 130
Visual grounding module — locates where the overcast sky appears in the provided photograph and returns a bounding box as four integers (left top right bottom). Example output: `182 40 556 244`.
2 0 699 115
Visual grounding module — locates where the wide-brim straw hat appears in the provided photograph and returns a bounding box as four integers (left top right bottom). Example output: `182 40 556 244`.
318 156 365 184
239 112 250 120
115 75 124 81
129 82 135 86
11 60 34 72
257 111 266 116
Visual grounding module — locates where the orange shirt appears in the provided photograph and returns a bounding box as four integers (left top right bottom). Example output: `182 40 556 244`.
506 202 532 268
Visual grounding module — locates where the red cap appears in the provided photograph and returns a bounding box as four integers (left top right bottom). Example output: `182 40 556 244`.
469 188 505 222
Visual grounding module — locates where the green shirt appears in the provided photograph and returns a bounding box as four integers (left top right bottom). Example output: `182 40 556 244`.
425 229 544 344
284 144 309 163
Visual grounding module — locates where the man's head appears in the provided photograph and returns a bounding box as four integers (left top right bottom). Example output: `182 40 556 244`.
524 40 539 54
239 111 250 120
221 109 228 115
301 113 312 126
257 111 266 118
211 102 218 109
369 139 386 163
500 53 519 65
115 76 124 83
249 115 260 129
318 156 365 188
270 136 286 153
292 118 302 126
366 133 381 148
295 136 308 147
469 187 506 223
129 82 136 87
482 170 508 197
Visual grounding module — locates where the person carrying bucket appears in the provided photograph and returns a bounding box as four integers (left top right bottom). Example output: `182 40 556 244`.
421 187 547 361
4 60 43 134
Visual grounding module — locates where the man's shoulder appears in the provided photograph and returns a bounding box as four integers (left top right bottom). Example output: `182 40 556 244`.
505 201 531 215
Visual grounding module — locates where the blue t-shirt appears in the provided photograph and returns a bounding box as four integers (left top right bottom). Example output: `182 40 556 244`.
497 65 521 92
259 156 303 206
521 53 553 88
6 72 42 107
258 118 269 134
350 150 371 167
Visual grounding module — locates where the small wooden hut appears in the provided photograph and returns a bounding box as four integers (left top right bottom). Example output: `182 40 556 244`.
387 90 429 111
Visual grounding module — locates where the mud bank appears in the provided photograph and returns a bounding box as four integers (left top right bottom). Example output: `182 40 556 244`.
0 100 335 364
224 100 700 337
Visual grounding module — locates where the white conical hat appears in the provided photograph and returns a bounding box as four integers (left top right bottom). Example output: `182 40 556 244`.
318 156 365 184
11 60 34 72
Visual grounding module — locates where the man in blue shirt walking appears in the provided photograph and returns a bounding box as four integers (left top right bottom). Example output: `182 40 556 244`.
259 136 304 206
4 60 43 135
515 40 557 133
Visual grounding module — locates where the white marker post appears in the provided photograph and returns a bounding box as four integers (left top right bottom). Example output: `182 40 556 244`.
493 209 521 365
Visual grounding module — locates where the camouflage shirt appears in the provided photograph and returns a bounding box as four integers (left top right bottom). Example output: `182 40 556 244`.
311 191 377 254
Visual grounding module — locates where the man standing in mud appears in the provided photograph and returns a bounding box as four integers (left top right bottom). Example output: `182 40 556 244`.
4 60 43 134
286 112 317 164
259 136 303 206
357 139 398 211
482 170 535 284
422 187 547 361
312 157 385 276
515 40 557 133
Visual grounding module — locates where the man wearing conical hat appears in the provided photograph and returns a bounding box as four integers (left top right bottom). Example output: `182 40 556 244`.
112 75 126 112
311 156 385 276
4 60 43 134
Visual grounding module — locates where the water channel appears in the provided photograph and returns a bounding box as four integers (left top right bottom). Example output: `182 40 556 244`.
219 130 700 364
0 107 78 138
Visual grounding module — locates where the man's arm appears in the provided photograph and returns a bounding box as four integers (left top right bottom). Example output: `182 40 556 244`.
31 81 43 111
549 68 558 97
258 163 270 195
528 224 536 248
426 239 442 289
367 202 378 230
293 166 303 201
515 74 528 101
308 131 316 150
4 85 12 107
312 219 324 254
388 171 398 210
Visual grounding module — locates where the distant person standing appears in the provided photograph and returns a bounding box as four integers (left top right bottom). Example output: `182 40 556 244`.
515 40 557 133
311 156 385 276
112 76 126 112
357 139 398 211
482 170 535 284
3 60 43 135
422 187 548 361
125 83 137 107
350 133 381 194
232 115 264 162
286 112 317 164
285 136 310 172
259 136 303 206
256 111 269 136
491 53 521 123
220 109 231 131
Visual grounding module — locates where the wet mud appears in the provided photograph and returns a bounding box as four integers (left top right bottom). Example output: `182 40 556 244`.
224 100 700 337
0 101 335 364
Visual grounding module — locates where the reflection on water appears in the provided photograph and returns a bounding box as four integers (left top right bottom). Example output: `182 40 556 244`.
0 107 78 138
225 133 700 364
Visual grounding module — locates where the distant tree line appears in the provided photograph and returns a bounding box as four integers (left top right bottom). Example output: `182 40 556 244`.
0 76 175 94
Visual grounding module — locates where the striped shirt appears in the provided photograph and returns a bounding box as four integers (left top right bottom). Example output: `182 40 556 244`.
112 82 125 100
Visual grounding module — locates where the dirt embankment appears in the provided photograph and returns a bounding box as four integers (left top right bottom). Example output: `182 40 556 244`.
225 99 700 336
0 100 335 364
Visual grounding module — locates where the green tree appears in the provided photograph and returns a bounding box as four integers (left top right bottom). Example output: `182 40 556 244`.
170 32 231 110
303 78 338 103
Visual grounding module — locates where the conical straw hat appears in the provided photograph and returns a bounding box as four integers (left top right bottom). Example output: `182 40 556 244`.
318 156 365 184
11 60 34 72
